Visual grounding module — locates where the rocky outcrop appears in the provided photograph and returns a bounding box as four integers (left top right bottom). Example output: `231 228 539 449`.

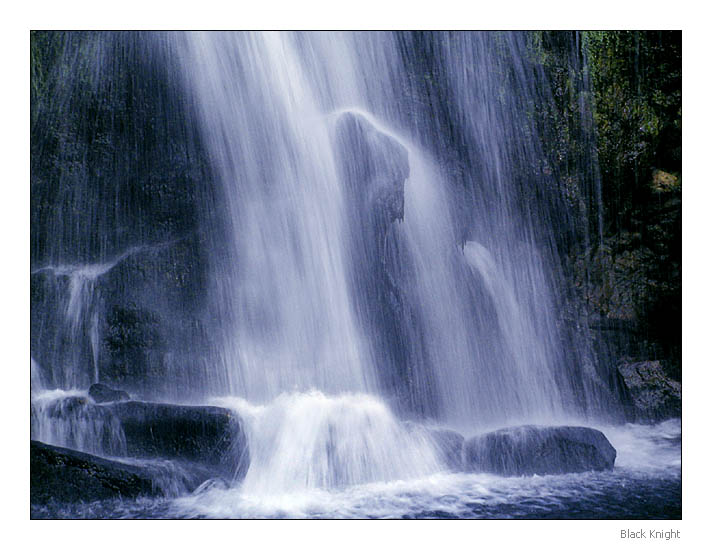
89 383 130 403
618 360 681 422
464 425 616 476
31 440 160 505
333 111 409 225
332 112 438 416
31 397 250 483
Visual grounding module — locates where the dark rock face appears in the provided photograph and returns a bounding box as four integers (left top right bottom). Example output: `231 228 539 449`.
31 32 218 400
31 396 250 484
97 240 215 400
464 425 616 476
618 361 681 422
89 383 130 403
105 401 249 479
333 112 437 416
31 440 159 505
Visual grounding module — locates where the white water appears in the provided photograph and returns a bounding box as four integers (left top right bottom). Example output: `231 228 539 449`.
31 32 668 512
462 241 563 423
162 31 628 492
173 32 374 401
214 392 442 494
171 31 581 411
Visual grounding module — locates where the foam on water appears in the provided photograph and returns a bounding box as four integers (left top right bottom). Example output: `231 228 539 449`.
166 419 680 519
212 391 443 494
598 419 682 473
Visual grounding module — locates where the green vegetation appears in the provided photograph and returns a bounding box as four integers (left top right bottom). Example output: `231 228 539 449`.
533 31 681 374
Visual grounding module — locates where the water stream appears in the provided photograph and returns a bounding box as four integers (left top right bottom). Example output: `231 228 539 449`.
30 31 679 518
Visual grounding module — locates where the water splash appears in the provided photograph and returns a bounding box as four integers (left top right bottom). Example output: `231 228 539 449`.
213 391 443 494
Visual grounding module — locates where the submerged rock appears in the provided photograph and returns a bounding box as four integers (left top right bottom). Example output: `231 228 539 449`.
618 360 681 422
464 425 616 476
31 440 159 505
89 383 130 403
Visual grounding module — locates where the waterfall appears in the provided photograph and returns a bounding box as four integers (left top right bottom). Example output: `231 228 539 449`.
32 31 633 498
216 392 443 494
169 31 600 426
171 32 375 401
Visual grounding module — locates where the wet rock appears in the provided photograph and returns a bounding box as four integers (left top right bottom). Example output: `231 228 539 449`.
618 360 681 422
104 401 249 479
428 428 465 470
31 394 125 457
31 440 160 505
100 303 165 396
334 111 409 224
89 383 130 403
31 395 250 482
403 422 465 470
464 425 616 476
333 112 435 416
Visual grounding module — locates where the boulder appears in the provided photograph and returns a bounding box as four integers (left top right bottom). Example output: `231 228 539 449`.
31 440 160 505
618 360 681 422
464 425 616 476
104 401 249 479
89 383 130 403
31 396 250 482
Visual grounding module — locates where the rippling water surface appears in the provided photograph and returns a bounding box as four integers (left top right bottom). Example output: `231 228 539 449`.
31 420 680 519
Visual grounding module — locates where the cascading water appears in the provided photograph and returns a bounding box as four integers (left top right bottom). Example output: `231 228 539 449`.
171 33 375 400
171 31 593 428
152 31 599 492
216 392 443 494
30 31 680 518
